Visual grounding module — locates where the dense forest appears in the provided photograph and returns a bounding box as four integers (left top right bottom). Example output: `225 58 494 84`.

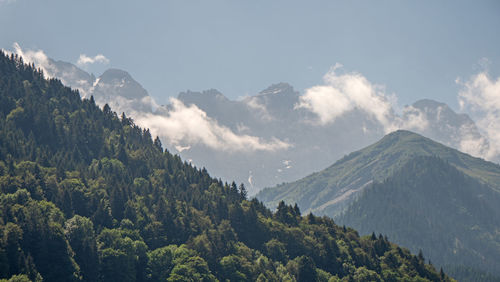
336 156 500 281
0 51 450 281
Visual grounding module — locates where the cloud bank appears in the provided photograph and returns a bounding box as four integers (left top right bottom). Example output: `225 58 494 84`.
8 44 498 160
135 98 291 153
458 71 500 160
7 43 290 154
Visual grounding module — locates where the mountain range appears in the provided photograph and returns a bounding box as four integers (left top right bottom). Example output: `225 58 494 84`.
21 54 495 195
174 87 491 194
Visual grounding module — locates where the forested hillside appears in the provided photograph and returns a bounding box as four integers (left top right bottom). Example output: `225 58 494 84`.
0 52 449 281
336 156 500 281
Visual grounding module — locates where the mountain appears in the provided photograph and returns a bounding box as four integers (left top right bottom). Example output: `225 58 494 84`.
168 85 489 194
35 56 154 115
92 68 153 113
257 130 500 216
408 99 487 154
257 130 500 281
95 68 148 100
336 156 500 280
0 52 450 281
49 59 96 92
172 83 386 193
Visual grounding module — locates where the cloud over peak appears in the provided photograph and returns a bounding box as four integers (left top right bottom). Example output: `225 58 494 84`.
296 64 400 132
135 98 291 153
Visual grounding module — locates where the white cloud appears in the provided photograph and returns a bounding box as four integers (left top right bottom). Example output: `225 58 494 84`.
135 98 291 153
296 84 352 124
244 96 273 121
398 105 429 132
296 63 425 133
458 71 500 160
457 126 490 159
77 54 109 67
9 42 56 78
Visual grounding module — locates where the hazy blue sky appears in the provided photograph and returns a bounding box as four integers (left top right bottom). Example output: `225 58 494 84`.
1 0 499 109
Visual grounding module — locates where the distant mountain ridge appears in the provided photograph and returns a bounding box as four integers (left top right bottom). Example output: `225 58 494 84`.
38 57 154 114
173 86 491 193
408 99 487 155
28 55 494 194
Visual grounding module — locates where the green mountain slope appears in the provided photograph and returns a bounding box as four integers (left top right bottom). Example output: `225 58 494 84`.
257 130 500 217
336 156 500 280
0 53 450 281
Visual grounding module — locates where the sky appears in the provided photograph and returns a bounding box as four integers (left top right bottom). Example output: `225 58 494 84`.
0 0 499 110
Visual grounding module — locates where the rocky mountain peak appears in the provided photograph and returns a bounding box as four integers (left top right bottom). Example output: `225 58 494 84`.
258 82 296 96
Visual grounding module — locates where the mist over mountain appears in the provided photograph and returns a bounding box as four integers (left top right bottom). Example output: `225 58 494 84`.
7 44 498 195
408 99 488 156
53 65 153 114
5 43 154 115
167 83 491 194
172 83 384 193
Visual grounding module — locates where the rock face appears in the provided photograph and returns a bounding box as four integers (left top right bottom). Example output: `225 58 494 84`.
94 69 149 100
409 99 486 151
50 59 96 93
92 68 152 113
43 59 154 114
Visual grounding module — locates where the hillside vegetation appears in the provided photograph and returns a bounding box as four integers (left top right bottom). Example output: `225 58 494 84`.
0 52 450 281
257 130 500 217
336 156 500 280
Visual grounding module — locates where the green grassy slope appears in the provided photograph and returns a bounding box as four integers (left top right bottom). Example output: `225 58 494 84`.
257 130 500 216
